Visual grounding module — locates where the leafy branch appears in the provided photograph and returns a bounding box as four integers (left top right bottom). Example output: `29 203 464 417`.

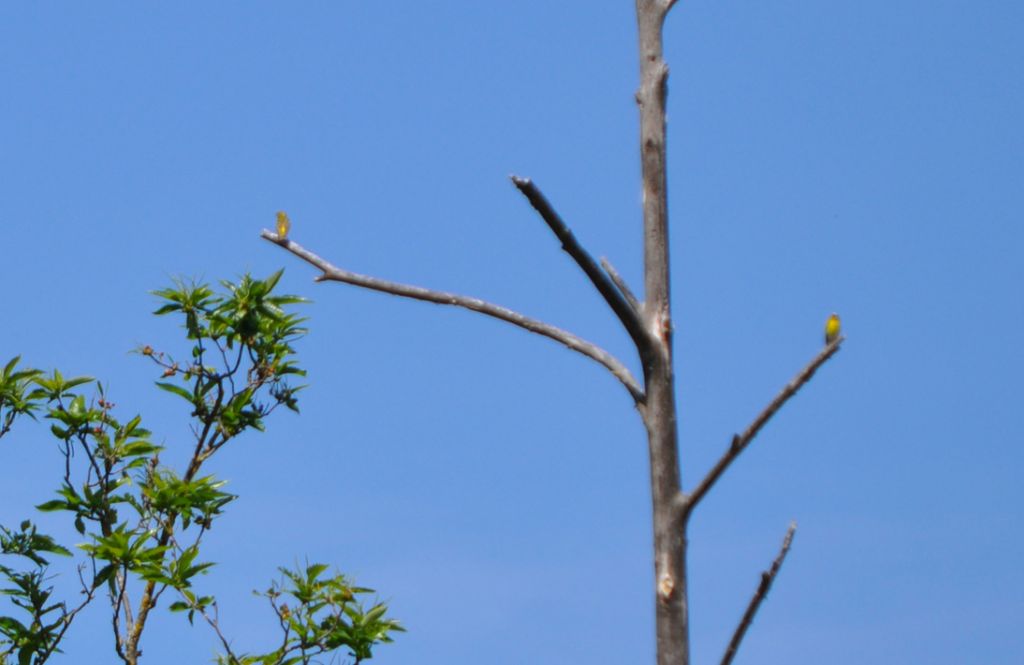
1 271 401 664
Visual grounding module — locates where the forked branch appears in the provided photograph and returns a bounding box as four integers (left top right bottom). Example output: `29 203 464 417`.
601 257 642 312
720 522 797 665
260 231 645 403
510 176 650 356
678 338 845 522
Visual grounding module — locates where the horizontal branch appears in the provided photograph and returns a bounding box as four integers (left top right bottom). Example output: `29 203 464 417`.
510 176 650 357
678 337 845 522
720 522 797 665
260 230 645 403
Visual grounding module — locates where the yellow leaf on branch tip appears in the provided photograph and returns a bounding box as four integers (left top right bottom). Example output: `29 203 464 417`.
276 211 291 239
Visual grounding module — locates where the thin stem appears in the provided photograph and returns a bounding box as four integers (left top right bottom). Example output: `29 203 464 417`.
194 601 241 665
720 522 797 665
124 375 230 662
34 564 98 664
260 231 645 403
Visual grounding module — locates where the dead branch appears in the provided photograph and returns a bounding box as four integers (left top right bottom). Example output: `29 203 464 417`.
259 230 645 403
510 176 650 356
720 522 797 665
600 257 642 313
678 338 844 522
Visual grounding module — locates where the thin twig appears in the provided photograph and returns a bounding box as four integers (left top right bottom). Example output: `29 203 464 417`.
678 337 844 521
720 522 797 665
510 176 651 355
260 231 645 403
194 600 242 665
600 257 642 312
33 563 98 665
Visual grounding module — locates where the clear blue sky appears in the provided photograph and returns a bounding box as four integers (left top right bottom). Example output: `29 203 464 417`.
2 2 1022 663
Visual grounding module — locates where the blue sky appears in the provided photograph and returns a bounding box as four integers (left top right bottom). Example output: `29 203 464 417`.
2 2 1022 663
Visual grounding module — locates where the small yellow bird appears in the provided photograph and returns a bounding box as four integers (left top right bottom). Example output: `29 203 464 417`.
825 313 841 345
276 211 291 239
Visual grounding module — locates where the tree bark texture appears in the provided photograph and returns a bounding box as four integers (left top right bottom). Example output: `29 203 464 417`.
635 2 688 665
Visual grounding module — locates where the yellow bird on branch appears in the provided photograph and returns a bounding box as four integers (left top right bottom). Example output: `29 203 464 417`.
825 313 841 345
276 211 291 239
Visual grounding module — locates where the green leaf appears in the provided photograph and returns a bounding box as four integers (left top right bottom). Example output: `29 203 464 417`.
155 382 194 402
93 564 117 588
2 355 21 376
364 604 387 624
68 395 86 418
63 376 94 391
152 303 181 315
306 563 330 580
121 443 160 462
263 269 284 294
34 500 69 512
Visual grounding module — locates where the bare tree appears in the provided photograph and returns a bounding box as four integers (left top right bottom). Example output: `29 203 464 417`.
261 3 843 664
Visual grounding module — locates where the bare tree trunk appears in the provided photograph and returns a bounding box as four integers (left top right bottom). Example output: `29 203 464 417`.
643 358 688 665
635 1 688 663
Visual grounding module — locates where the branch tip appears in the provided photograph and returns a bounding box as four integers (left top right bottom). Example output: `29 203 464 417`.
600 257 642 312
720 522 798 665
510 176 651 356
